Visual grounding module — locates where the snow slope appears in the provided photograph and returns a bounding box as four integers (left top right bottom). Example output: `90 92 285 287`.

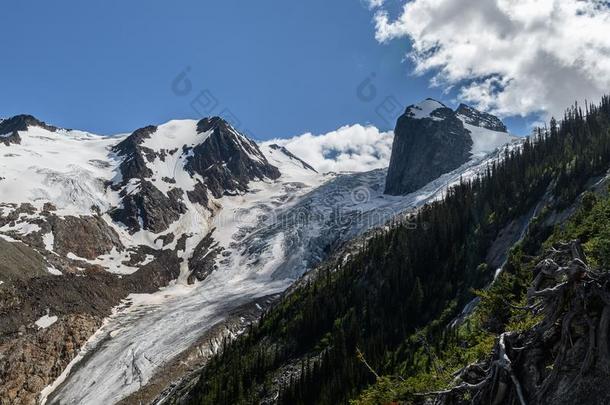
138 119 207 195
0 127 123 215
463 122 519 157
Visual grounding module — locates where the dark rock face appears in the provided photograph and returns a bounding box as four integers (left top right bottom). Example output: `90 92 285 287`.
456 103 507 132
49 215 124 260
187 231 221 284
0 203 36 228
384 101 473 195
0 114 57 146
0 132 21 146
113 125 158 182
124 248 182 292
0 251 181 337
187 117 281 198
0 115 57 135
155 233 175 247
110 181 187 234
186 182 210 207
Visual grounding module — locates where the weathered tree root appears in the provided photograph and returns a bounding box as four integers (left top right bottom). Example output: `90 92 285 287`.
418 331 527 405
426 240 610 405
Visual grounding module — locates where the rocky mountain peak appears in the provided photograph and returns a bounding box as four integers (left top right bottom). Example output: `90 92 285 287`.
0 114 58 146
456 103 507 132
196 116 233 134
384 99 513 196
109 117 281 233
186 117 281 199
385 99 473 196
0 114 58 135
113 125 157 156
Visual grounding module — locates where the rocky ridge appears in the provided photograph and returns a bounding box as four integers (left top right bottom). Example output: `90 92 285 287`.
0 115 57 146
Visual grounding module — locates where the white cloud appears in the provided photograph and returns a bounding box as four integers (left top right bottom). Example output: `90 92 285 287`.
364 0 385 10
266 124 394 173
373 0 610 120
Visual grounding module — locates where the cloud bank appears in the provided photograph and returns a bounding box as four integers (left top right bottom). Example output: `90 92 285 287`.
265 124 394 173
372 0 610 120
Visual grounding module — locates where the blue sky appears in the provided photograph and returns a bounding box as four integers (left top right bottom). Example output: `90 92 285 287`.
0 0 530 138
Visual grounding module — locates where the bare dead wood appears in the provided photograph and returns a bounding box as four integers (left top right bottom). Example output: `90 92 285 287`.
430 241 610 405
598 305 610 373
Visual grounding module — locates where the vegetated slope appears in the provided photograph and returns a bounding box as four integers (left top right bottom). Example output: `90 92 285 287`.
355 188 610 405
178 97 610 405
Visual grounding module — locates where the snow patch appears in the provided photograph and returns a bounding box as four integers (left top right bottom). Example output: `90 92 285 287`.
463 122 520 157
43 231 54 252
406 99 446 120
0 233 19 243
35 312 58 329
260 144 321 182
47 266 63 276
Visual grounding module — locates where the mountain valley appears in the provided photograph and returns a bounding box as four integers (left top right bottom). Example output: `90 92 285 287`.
1 97 607 405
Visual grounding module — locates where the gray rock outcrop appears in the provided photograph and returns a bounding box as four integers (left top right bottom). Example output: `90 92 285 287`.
385 99 473 195
384 99 509 196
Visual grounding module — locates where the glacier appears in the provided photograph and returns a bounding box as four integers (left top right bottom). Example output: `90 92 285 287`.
43 141 521 405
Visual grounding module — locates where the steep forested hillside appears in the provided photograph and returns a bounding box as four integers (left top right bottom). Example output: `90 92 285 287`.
177 97 610 405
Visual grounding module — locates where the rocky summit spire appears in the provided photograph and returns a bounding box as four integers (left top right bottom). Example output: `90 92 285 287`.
384 99 473 195
384 99 511 196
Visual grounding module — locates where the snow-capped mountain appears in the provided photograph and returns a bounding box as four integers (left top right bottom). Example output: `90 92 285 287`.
0 116 289 280
0 115 319 404
385 98 519 195
0 102 521 405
